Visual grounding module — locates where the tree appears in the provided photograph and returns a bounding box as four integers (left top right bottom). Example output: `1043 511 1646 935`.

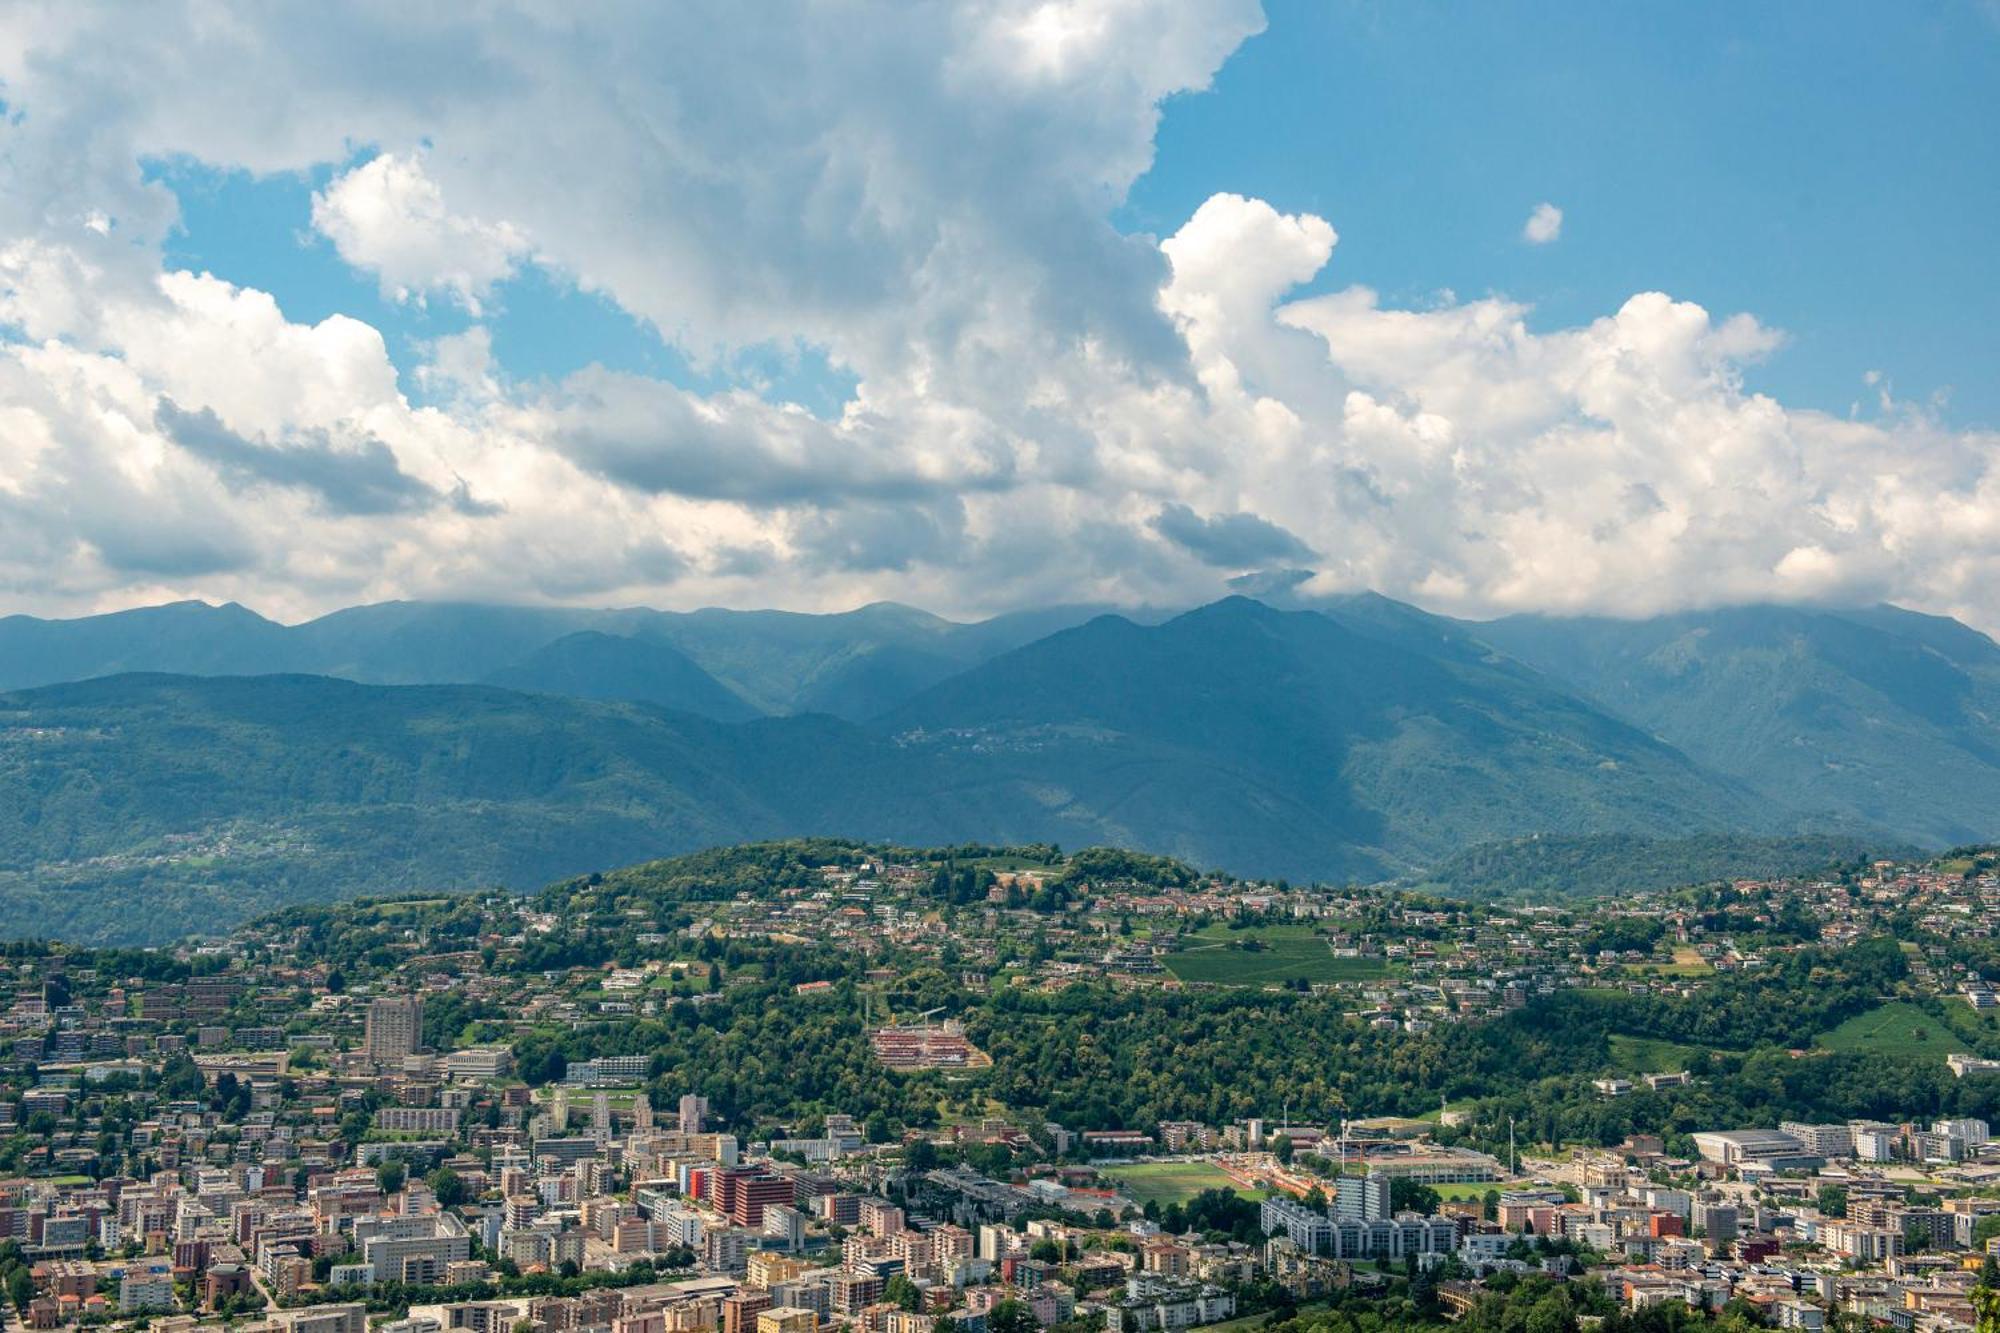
427 1166 466 1207
1272 1134 1295 1165
156 1053 206 1100
988 1301 1039 1333
884 1276 923 1312
1391 1179 1441 1216
1030 1239 1064 1264
377 1160 407 1194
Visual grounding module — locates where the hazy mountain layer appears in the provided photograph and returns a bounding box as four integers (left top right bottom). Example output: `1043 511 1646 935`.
1473 603 2000 846
0 599 1806 943
0 599 1123 721
482 631 761 721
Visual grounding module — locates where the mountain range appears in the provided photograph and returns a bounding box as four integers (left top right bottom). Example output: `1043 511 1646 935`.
1473 603 2000 849
3 593 1997 944
0 598 1130 719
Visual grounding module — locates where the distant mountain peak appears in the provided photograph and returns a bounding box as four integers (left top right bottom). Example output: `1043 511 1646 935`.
483 629 759 722
1166 594 1289 627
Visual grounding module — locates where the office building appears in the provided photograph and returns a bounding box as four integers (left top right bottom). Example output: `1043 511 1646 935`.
1333 1174 1390 1223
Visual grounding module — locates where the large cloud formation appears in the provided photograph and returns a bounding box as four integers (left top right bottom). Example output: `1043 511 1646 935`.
1 2 1997 629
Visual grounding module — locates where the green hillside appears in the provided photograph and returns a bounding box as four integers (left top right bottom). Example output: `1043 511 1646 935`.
1417 831 1905 900
0 674 898 943
0 599 1772 944
1816 1002 1953 1054
12 596 1974 946
483 630 761 720
887 598 1765 874
1473 604 2000 847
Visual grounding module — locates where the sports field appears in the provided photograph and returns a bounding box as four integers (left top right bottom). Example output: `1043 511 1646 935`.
1433 1181 1501 1202
1099 1160 1264 1206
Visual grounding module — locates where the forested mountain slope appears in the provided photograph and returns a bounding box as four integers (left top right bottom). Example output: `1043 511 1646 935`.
1474 603 2000 845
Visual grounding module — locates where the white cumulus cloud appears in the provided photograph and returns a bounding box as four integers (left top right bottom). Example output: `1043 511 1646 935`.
0 3 1999 638
311 153 531 313
1523 201 1563 244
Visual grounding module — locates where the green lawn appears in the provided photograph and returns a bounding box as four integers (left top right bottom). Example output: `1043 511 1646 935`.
1817 1002 1952 1054
1100 1160 1264 1207
1165 924 1393 987
1607 1033 1706 1074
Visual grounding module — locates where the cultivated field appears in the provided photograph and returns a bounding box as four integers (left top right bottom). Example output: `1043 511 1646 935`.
1817 1001 1950 1054
1606 1032 1708 1074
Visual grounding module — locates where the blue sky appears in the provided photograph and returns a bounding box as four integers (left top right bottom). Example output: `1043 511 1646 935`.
152 1 2000 427
155 158 860 419
1123 0 2000 425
